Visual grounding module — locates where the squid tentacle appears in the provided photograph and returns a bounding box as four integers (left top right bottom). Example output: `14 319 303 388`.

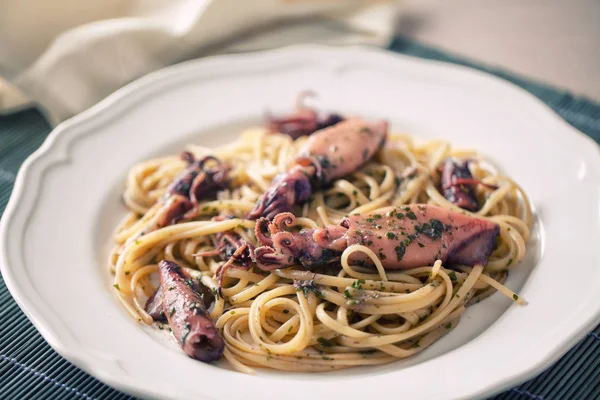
270 212 296 234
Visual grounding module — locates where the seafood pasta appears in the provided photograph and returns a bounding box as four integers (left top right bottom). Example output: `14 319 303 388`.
109 97 532 374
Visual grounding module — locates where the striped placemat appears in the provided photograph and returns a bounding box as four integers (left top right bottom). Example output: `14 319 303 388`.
1 39 599 400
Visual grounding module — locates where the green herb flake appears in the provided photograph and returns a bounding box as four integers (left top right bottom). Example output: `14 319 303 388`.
513 293 519 301
181 323 192 344
507 258 513 267
351 279 365 290
445 323 452 330
417 242 425 248
113 284 120 291
283 309 289 314
317 337 335 347
406 211 417 220
395 245 406 261
448 271 457 281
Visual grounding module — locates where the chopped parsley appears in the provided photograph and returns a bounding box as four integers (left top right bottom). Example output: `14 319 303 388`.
181 323 191 344
317 337 335 347
351 279 365 290
513 293 519 301
113 284 120 291
406 211 417 220
448 271 457 281
415 219 445 239
395 245 406 261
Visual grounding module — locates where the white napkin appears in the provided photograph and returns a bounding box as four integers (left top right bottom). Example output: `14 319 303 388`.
0 0 395 124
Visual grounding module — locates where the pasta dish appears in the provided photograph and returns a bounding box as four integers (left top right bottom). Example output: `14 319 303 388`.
109 94 532 373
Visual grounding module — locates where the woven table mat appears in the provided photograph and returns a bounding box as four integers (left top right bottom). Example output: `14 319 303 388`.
1 39 599 399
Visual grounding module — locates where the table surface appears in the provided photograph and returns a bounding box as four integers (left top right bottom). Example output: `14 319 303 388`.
396 0 600 100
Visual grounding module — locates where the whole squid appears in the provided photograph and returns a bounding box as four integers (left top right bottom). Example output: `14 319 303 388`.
248 118 388 220
438 158 498 211
152 152 229 228
253 204 499 271
150 260 225 362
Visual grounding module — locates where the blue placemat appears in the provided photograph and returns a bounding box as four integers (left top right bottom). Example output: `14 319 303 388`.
1 39 600 400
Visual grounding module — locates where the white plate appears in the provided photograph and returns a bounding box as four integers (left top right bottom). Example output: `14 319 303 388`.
2 45 600 400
